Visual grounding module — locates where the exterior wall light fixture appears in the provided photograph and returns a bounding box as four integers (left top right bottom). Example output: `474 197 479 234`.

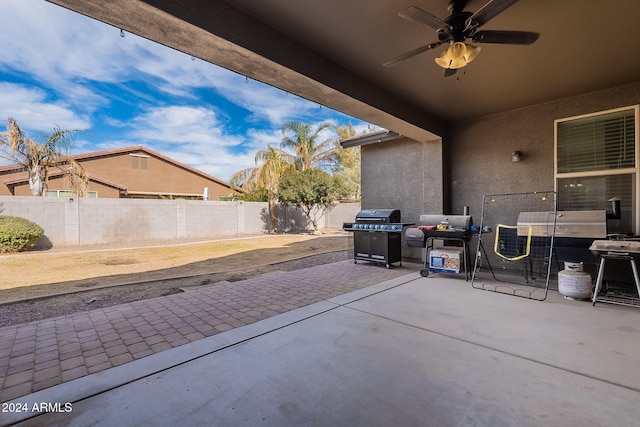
511 151 522 163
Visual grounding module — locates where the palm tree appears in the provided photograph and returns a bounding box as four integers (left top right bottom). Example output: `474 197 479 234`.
230 144 293 233
0 118 88 197
333 123 361 200
280 121 336 171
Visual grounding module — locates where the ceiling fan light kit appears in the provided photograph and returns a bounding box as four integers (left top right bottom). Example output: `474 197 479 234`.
385 0 539 77
434 42 481 69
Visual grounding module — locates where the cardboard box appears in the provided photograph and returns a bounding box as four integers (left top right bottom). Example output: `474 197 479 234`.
429 249 461 274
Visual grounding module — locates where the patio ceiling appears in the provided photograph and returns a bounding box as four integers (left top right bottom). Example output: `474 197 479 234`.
46 0 640 142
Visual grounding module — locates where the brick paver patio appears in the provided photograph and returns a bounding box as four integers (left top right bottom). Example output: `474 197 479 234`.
0 260 416 402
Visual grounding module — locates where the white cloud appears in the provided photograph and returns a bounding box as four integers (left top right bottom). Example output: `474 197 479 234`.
245 128 283 151
0 0 370 179
124 105 253 179
0 82 91 131
129 105 242 146
163 147 257 182
0 1 136 97
0 0 365 128
136 49 330 126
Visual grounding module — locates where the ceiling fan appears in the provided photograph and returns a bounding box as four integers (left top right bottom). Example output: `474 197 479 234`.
383 0 539 77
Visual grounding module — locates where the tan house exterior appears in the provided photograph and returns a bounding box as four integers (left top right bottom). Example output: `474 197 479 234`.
0 145 237 200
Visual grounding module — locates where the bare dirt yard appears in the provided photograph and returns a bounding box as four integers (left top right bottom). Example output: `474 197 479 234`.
0 232 351 327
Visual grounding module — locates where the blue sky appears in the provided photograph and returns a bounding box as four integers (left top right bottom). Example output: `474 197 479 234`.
0 0 370 181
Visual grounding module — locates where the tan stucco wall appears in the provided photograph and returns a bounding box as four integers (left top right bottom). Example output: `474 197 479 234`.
361 136 443 260
80 151 232 199
446 81 640 217
361 136 443 224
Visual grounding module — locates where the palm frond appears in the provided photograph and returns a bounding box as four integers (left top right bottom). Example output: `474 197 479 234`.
0 117 88 196
61 159 89 197
280 121 337 170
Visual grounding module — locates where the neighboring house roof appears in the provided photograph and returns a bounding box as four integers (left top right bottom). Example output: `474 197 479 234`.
3 171 128 191
68 145 234 189
0 164 24 174
0 145 242 193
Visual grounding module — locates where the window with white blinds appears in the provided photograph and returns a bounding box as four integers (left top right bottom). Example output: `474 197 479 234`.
557 109 635 173
555 105 639 234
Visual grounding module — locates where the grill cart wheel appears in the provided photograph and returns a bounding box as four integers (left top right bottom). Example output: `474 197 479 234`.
420 268 430 277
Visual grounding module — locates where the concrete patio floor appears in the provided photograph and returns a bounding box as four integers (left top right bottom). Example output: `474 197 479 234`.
2 263 640 426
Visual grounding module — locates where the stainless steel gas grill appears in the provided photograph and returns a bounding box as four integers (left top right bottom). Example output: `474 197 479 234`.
342 209 413 268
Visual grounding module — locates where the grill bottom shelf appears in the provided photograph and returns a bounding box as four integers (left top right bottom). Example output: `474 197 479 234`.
593 295 640 308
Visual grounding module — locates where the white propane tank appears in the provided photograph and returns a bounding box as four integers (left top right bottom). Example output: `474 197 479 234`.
558 262 592 300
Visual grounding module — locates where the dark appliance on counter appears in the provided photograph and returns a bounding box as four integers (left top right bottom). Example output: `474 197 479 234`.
342 209 413 268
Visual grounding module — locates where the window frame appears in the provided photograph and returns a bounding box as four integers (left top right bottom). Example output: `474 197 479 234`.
45 190 98 198
554 105 640 234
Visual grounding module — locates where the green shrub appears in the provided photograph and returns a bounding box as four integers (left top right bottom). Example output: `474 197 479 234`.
0 216 45 253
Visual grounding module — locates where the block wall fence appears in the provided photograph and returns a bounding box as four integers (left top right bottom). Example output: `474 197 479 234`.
0 196 360 248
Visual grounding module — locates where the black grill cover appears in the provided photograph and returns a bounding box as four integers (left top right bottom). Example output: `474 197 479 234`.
355 209 401 223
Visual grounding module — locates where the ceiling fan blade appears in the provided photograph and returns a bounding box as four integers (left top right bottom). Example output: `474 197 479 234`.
383 41 443 67
472 30 539 45
466 0 520 29
444 68 457 78
398 6 448 31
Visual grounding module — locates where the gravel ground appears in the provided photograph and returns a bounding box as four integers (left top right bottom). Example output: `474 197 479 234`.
0 251 348 328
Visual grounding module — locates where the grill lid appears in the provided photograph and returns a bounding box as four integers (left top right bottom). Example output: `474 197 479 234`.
517 210 606 238
355 209 401 223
